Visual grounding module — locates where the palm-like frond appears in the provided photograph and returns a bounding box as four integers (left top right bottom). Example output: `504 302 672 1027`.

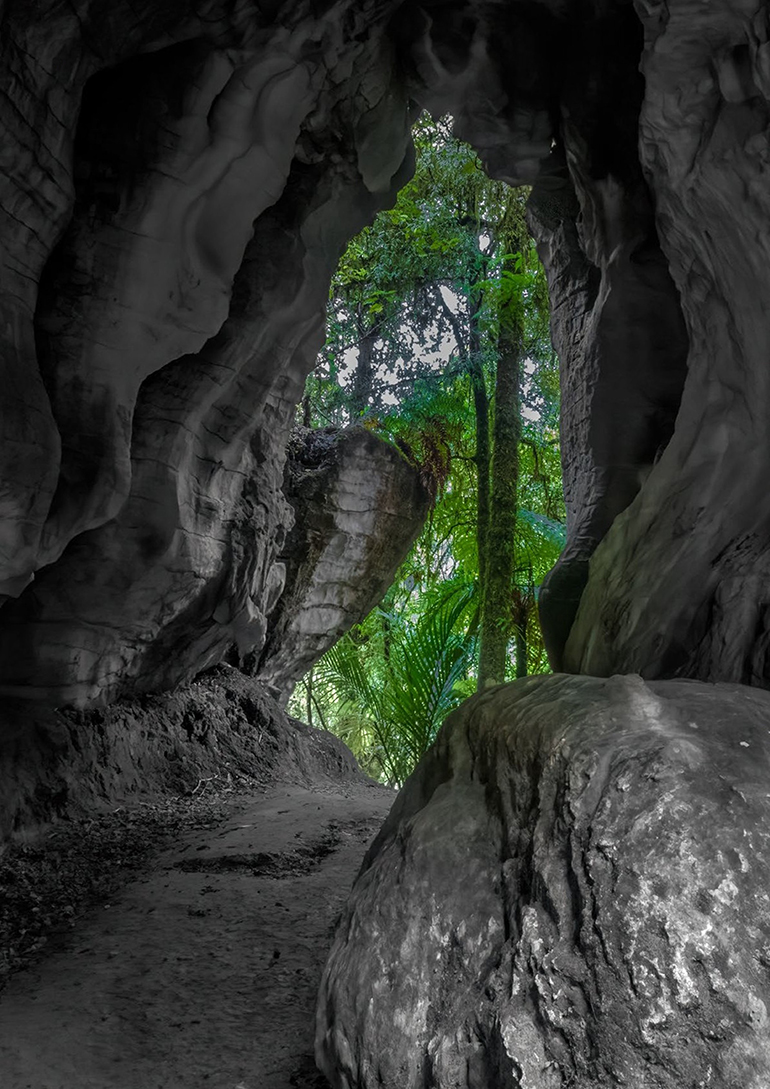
313 585 475 786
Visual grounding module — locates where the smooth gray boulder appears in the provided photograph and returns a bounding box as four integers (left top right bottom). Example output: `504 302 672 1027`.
317 674 770 1088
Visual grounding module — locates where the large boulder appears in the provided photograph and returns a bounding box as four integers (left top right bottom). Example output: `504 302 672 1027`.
317 674 770 1087
255 426 431 701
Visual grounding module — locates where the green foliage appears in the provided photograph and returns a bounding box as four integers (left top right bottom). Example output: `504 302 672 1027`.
302 586 477 787
294 113 565 780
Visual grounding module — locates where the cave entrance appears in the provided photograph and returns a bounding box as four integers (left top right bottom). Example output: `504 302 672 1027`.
290 113 565 786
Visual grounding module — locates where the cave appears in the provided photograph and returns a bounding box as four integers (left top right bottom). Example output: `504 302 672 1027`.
1 0 770 1085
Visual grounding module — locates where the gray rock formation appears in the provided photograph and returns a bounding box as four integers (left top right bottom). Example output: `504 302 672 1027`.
317 673 770 1088
4 3 770 1085
0 0 417 705
2 0 769 698
255 427 431 701
535 5 770 684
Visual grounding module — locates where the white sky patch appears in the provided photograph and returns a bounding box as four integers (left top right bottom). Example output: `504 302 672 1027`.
377 362 399 405
337 335 544 423
439 285 461 312
337 303 460 392
521 357 542 423
331 282 554 427
337 347 358 382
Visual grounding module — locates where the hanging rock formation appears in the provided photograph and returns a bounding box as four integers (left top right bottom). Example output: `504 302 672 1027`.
255 427 431 702
0 0 420 705
318 673 770 1088
2 0 769 698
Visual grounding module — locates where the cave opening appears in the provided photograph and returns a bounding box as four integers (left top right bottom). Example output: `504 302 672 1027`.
1 0 691 713
285 110 566 786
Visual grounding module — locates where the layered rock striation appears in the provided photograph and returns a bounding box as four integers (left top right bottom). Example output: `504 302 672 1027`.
318 673 770 1088
0 0 417 704
3 0 770 699
255 427 431 701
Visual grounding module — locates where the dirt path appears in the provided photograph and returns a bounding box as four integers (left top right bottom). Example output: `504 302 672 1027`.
0 781 393 1089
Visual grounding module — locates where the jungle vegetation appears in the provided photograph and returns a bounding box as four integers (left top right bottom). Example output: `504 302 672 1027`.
290 114 564 785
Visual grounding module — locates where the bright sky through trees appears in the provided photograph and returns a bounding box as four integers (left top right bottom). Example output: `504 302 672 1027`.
335 290 543 421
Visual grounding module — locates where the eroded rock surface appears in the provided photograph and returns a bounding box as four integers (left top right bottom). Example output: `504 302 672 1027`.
255 426 430 700
317 674 770 1088
0 0 416 704
530 5 770 680
3 0 770 699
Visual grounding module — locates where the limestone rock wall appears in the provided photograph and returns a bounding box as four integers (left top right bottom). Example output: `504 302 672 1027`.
0 0 414 705
255 427 431 701
2 0 770 694
561 4 770 685
317 673 770 1088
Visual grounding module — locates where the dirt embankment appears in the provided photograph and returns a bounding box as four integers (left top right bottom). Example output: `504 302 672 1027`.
0 670 393 1089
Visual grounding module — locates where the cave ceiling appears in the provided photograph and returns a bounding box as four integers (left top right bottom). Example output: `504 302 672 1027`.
0 0 769 703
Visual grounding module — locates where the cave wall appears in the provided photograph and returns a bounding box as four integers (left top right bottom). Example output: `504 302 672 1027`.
562 3 770 685
0 0 416 705
2 0 770 696
526 6 690 668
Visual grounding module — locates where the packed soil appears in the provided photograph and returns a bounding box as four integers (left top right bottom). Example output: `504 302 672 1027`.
0 778 394 1089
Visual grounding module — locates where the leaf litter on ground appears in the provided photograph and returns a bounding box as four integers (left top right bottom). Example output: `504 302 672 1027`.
0 780 249 992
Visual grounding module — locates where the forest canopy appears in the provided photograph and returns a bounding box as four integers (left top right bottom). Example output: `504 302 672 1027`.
291 114 564 785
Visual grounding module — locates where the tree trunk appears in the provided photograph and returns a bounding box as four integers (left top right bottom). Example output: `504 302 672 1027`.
513 585 530 679
477 278 523 689
469 276 491 596
350 317 377 420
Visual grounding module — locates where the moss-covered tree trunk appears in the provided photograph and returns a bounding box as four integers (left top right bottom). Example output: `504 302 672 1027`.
478 257 523 689
350 316 377 420
469 278 491 594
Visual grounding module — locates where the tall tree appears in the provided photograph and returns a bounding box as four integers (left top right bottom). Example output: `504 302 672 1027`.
294 114 565 775
477 204 533 687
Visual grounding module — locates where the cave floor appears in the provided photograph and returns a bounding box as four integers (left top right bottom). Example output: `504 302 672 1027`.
0 781 394 1089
